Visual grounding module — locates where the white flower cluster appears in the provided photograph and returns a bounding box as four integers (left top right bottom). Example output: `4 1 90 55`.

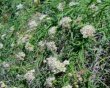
1 34 6 40
33 0 40 5
16 4 23 10
24 69 35 81
28 20 38 29
9 26 15 32
38 41 46 48
69 1 79 7
97 0 102 3
0 43 3 49
2 62 10 68
57 2 65 11
80 25 96 38
62 84 72 88
46 41 57 51
89 4 98 11
59 17 72 29
28 12 47 29
17 34 32 44
16 51 26 60
76 74 83 82
38 41 57 51
0 81 7 88
45 76 55 87
46 56 69 74
48 26 57 36
25 42 34 51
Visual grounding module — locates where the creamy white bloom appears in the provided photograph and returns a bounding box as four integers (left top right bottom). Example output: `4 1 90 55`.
39 14 47 20
62 84 72 88
48 26 57 36
63 60 70 65
24 69 35 81
45 76 55 87
10 26 15 32
1 34 6 40
25 42 34 51
2 62 10 68
17 34 32 44
15 12 19 16
38 41 46 48
46 56 67 74
16 4 23 10
89 4 98 11
0 43 3 49
80 25 96 38
57 2 65 11
28 12 47 30
68 73 72 77
11 42 15 47
97 0 102 3
69 1 79 7
33 0 40 5
0 81 7 88
59 17 72 29
46 41 57 51
28 20 38 29
16 52 26 60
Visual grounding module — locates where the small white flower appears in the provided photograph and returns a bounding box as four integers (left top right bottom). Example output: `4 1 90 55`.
80 25 96 38
89 4 98 11
2 62 10 68
28 12 47 30
97 0 102 3
69 1 79 7
25 42 34 51
10 26 15 32
62 84 72 88
1 34 6 40
43 60 46 63
46 56 67 74
45 76 55 87
77 72 83 81
17 34 32 44
16 52 26 60
24 69 35 81
39 14 47 20
63 60 70 65
11 42 15 47
38 41 46 48
59 17 72 29
46 41 57 51
16 4 23 10
68 73 72 77
15 12 19 16
0 81 7 88
0 43 3 49
57 2 65 11
28 20 38 29
33 0 40 5
48 26 57 36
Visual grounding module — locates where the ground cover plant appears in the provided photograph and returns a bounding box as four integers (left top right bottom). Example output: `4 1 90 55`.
0 0 110 88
